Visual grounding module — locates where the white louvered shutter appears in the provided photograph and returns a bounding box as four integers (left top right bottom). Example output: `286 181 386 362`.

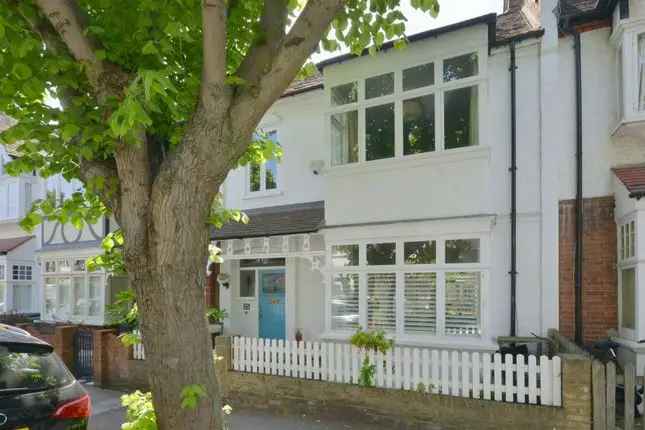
404 272 437 334
330 274 359 331
367 273 396 332
445 272 481 336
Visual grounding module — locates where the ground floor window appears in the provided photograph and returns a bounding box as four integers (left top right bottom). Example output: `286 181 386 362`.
42 257 104 321
328 237 485 339
11 284 32 312
620 267 636 331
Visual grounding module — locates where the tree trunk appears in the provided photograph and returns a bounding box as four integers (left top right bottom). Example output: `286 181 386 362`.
120 124 229 429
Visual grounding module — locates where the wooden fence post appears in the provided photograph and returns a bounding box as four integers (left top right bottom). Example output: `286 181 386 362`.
592 360 607 430
625 363 636 430
605 362 616 430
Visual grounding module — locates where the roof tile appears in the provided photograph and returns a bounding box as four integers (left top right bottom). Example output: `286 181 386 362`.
212 201 324 240
613 165 645 197
0 236 34 254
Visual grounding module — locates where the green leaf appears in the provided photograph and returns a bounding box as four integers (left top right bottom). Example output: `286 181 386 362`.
180 384 207 410
11 63 32 80
141 41 158 56
61 124 80 143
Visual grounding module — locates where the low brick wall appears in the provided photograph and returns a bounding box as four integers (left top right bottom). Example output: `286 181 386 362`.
19 323 150 390
93 329 149 390
215 338 594 430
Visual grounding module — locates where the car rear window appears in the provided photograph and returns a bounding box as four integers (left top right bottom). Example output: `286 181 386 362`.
0 344 73 392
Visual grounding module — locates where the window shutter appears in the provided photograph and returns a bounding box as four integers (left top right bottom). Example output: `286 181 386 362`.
404 272 437 334
367 273 396 332
445 272 481 336
330 274 359 331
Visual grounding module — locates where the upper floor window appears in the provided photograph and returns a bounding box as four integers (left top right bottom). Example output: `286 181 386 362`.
329 51 481 167
12 265 32 281
0 264 5 281
45 174 83 203
247 131 280 195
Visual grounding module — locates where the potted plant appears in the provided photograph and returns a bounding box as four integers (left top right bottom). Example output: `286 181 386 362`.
206 308 228 334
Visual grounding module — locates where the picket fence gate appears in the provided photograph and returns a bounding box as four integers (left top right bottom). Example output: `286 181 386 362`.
593 360 645 430
232 336 562 406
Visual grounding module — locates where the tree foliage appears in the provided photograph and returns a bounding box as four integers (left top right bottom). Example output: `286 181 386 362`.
0 0 439 427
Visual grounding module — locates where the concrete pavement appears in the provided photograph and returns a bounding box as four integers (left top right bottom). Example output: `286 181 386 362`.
84 384 382 429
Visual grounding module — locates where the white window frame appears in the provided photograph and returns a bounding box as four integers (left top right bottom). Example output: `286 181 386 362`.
326 47 487 169
244 130 282 198
618 216 639 340
612 19 645 126
41 257 106 324
11 264 32 281
325 234 488 344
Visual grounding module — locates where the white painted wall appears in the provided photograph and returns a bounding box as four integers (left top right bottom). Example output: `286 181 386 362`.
223 90 327 211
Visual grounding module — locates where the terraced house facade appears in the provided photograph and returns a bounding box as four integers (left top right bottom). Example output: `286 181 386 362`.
212 0 645 376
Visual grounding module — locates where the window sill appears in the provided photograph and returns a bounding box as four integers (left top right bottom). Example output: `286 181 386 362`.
243 190 284 200
326 146 491 178
320 331 497 351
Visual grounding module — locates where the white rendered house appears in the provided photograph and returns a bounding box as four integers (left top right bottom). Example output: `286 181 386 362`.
213 0 645 376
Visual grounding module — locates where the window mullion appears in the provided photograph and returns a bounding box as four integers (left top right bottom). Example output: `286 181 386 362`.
260 163 267 192
396 270 405 337
436 271 446 336
359 271 367 329
436 87 445 152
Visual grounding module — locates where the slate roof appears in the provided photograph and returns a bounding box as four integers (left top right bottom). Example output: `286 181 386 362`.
283 73 323 98
559 0 604 17
0 236 34 255
212 201 325 240
496 0 542 44
613 165 645 198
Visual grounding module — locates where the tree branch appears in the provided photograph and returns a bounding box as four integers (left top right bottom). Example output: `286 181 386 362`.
231 0 344 127
235 0 288 86
35 0 104 88
201 0 227 90
77 158 121 216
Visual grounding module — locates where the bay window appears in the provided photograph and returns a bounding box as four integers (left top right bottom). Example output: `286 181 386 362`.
42 257 105 322
327 237 485 341
618 220 638 337
329 50 482 167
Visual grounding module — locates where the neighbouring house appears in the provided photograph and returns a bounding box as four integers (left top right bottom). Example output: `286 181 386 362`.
0 118 40 314
0 113 127 326
212 0 645 376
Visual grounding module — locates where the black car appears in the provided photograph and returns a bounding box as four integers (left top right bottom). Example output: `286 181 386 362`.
0 324 91 429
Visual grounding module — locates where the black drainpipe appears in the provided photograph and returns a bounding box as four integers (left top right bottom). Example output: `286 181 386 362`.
509 41 518 337
573 31 584 346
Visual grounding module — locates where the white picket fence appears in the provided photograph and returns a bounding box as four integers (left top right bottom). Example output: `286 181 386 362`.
132 330 145 360
232 336 562 406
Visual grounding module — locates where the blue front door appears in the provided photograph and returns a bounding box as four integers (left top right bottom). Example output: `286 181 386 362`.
259 269 286 340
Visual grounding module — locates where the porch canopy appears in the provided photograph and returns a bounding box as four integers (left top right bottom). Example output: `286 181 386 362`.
211 201 326 261
0 236 33 255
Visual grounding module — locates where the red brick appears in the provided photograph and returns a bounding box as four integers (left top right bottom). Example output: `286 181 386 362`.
559 196 617 345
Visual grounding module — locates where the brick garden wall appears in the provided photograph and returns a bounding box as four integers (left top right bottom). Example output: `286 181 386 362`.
559 196 617 345
19 323 149 390
214 337 594 430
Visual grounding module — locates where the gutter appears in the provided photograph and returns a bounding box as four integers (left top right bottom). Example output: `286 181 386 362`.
509 41 518 337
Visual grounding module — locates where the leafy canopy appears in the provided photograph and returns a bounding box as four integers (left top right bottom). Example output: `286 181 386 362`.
0 0 439 247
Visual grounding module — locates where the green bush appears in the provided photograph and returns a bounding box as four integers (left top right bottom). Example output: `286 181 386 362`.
349 328 393 387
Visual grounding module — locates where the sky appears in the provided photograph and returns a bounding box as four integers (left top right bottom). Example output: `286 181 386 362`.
311 0 504 62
